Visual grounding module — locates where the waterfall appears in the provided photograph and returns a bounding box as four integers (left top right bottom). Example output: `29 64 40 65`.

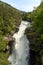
8 21 31 65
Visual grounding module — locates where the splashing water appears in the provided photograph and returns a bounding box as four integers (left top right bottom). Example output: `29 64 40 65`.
8 21 31 65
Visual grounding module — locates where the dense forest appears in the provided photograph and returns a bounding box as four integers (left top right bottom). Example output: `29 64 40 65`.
25 2 43 65
0 1 22 35
0 1 43 65
0 1 22 65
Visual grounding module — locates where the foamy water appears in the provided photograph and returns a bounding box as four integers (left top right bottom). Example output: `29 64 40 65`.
8 21 31 65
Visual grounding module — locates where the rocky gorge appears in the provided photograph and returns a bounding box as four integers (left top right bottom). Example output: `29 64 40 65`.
0 1 43 65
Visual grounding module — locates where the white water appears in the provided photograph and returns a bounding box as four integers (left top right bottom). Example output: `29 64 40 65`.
8 21 31 65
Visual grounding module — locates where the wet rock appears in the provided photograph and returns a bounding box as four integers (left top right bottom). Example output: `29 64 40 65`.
7 40 15 54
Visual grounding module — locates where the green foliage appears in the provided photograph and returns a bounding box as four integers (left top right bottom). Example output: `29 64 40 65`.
31 2 43 65
0 34 7 51
23 2 43 65
0 34 9 65
22 2 43 23
22 12 32 22
32 2 43 35
0 1 22 65
0 1 22 35
0 52 9 65
0 1 43 65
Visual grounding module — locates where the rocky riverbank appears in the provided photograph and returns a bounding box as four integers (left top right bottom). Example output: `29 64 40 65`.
3 26 43 65
26 27 43 65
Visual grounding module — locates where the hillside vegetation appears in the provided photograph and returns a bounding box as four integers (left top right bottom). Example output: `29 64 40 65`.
0 1 22 35
0 1 22 65
26 2 43 65
0 1 43 65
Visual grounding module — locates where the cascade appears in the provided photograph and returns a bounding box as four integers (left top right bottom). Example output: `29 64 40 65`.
8 21 31 65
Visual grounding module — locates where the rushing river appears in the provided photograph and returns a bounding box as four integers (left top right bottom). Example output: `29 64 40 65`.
8 21 31 65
